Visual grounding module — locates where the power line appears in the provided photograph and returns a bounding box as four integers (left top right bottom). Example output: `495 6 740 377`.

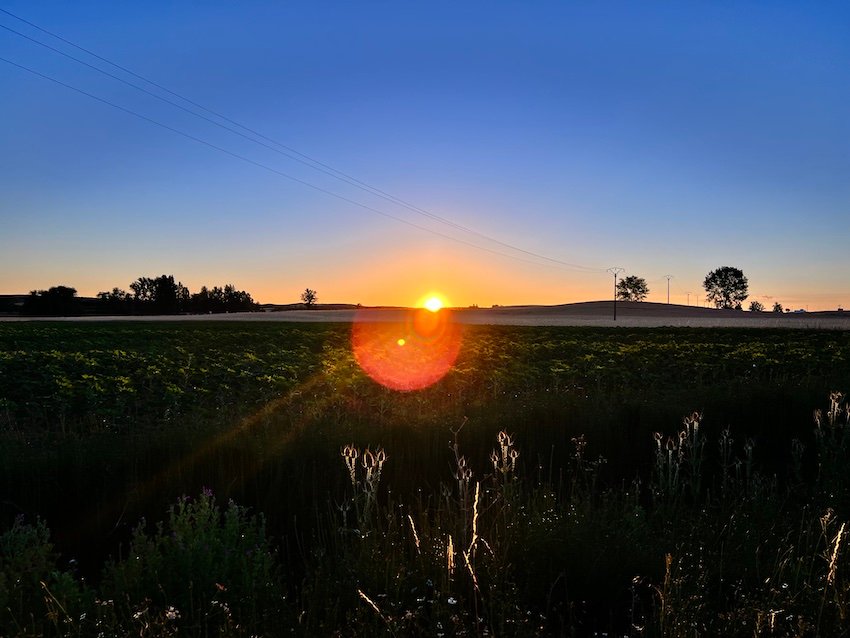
0 9 605 274
0 55 603 274
0 22 502 257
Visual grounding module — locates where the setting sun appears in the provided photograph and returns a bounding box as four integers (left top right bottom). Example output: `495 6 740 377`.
416 292 449 313
422 295 445 312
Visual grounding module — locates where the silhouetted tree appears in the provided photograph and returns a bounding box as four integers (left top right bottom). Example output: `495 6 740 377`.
25 275 258 316
748 300 764 312
130 275 188 314
189 283 258 313
772 302 783 313
130 277 156 304
703 266 748 309
22 286 79 315
96 288 132 314
191 286 212 313
301 288 317 307
615 275 649 301
152 275 179 314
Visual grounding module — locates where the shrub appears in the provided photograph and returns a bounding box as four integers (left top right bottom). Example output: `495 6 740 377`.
0 517 88 636
103 490 287 634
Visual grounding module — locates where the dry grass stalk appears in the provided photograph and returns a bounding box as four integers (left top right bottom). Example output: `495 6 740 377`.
828 392 845 426
463 549 480 592
654 552 673 631
468 481 480 555
407 514 420 554
358 588 382 615
827 522 845 586
358 588 394 631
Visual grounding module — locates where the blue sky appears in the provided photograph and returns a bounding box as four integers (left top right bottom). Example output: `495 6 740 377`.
1 1 848 308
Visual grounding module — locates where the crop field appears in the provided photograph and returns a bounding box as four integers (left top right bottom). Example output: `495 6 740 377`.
2 320 850 636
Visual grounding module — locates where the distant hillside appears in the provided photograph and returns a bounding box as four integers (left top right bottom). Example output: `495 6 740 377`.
259 303 363 312
463 300 846 318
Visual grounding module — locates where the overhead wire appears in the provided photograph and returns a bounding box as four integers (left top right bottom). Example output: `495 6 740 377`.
0 55 603 273
0 9 604 272
0 8 605 274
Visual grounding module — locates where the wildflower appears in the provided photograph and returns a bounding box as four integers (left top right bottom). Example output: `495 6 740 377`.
454 456 472 482
341 444 358 486
493 431 519 476
571 434 587 458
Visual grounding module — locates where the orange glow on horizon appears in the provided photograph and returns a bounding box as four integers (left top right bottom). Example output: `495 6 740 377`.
230 245 608 308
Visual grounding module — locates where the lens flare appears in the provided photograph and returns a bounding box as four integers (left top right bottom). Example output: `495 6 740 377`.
352 307 462 391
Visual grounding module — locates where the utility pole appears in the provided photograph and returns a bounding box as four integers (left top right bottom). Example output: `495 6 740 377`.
664 275 673 304
686 291 691 306
607 267 624 321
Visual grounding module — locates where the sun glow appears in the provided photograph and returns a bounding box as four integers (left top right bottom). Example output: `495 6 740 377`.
418 293 448 313
424 297 443 312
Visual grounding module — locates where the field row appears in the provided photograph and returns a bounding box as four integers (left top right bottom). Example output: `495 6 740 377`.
1 322 847 434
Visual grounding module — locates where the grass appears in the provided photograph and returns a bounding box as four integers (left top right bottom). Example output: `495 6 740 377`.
1 321 850 635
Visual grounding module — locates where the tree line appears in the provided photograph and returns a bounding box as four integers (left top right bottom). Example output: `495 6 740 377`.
615 266 751 308
17 266 804 316
617 266 790 312
21 275 259 316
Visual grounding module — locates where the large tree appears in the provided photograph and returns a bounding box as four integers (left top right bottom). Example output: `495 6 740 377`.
703 266 748 309
188 284 257 313
615 275 649 302
96 288 132 314
301 288 317 307
130 275 189 314
22 285 79 315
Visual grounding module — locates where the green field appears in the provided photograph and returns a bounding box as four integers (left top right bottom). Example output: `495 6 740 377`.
1 321 850 636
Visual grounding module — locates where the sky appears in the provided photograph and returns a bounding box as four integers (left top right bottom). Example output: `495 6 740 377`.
1 1 849 309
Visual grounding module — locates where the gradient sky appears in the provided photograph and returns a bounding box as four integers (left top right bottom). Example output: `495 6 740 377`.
1 1 848 309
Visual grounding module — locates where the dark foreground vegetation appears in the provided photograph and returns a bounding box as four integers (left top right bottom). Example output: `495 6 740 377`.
1 322 850 636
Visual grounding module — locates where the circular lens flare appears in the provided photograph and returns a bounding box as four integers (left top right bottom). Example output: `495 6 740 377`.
352 307 462 391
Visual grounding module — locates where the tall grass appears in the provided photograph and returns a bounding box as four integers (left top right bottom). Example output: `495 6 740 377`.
2 392 850 636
